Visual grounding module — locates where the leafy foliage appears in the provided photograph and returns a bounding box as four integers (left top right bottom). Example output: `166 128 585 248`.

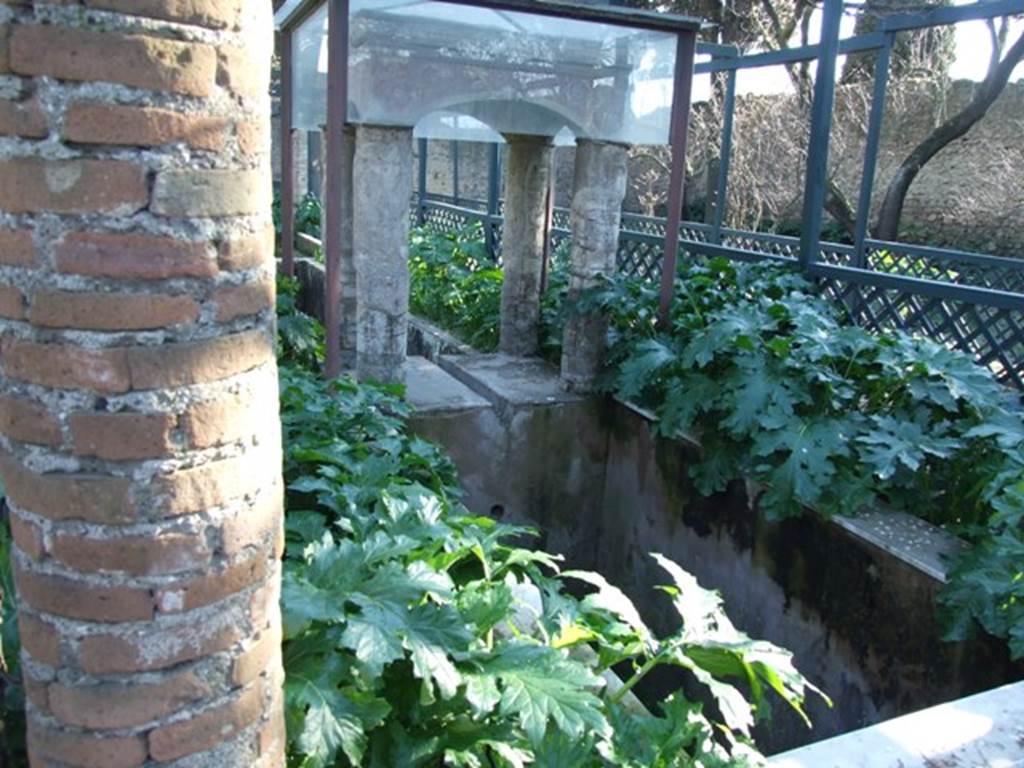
409 226 566 360
278 317 825 766
589 256 1024 658
0 505 26 767
278 275 325 370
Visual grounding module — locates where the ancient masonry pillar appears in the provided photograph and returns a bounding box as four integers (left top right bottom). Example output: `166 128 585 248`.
0 3 285 766
322 124 357 369
561 139 629 391
499 134 553 357
353 124 413 383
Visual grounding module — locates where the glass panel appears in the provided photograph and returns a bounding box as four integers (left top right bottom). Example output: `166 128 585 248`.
290 0 679 144
292 3 328 131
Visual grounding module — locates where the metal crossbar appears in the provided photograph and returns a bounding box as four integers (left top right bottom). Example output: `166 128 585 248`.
415 196 1024 389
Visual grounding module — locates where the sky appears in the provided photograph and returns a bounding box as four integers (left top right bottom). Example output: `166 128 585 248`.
697 6 1024 100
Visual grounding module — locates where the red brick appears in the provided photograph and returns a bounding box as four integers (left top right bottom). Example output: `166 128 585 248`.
218 225 274 271
150 167 268 217
49 671 212 730
0 454 134 524
52 530 208 576
232 621 280 685
127 329 274 390
213 278 274 322
10 26 216 97
148 683 263 762
0 394 61 446
256 704 286 760
23 674 50 714
157 553 267 614
70 410 176 461
182 389 263 449
0 228 36 267
85 0 243 29
7 510 44 560
55 231 216 280
28 716 148 768
3 338 131 393
64 102 230 151
151 449 273 517
0 158 147 215
18 612 61 667
14 564 153 622
222 491 282 557
78 619 242 675
0 97 46 138
32 290 199 331
0 284 23 319
216 44 265 100
236 119 267 155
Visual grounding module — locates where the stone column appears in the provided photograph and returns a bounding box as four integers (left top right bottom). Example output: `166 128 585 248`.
561 139 629 391
353 125 413 383
0 3 285 766
323 123 358 369
500 134 553 357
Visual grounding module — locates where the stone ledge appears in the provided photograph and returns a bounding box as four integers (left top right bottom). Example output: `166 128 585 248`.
769 680 1024 767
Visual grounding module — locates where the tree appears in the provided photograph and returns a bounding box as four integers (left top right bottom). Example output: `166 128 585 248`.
873 19 1024 240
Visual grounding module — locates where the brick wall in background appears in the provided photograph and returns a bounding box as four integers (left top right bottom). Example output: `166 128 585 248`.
0 1 285 766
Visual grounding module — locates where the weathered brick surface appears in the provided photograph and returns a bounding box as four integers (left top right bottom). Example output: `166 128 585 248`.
1 3 282 763
1 454 135 524
52 530 208 576
218 225 274 271
49 671 212 729
18 612 61 667
0 395 59 446
0 158 148 215
214 277 275 321
0 228 36 267
127 329 273 390
3 339 132 393
10 26 217 97
0 97 46 138
85 0 243 30
31 290 200 330
64 102 230 151
79 619 242 675
182 390 259 448
7 510 45 560
28 717 149 768
148 682 263 762
151 167 269 217
14 565 155 622
56 231 216 280
70 410 176 460
0 283 22 318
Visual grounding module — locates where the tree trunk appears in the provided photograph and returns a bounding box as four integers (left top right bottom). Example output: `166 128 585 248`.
874 31 1024 241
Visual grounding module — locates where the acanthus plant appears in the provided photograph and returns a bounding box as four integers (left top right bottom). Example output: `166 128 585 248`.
276 356 827 767
586 256 1024 659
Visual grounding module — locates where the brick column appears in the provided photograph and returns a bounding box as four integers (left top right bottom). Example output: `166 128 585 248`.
500 134 553 357
0 3 285 767
561 139 628 391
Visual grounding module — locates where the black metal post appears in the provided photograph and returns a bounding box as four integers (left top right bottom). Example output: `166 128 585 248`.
324 0 350 379
279 30 295 277
798 0 843 269
658 30 698 322
853 32 894 269
417 137 428 226
486 142 500 259
711 67 736 244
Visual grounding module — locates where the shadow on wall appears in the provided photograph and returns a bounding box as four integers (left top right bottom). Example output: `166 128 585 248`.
406 350 1024 755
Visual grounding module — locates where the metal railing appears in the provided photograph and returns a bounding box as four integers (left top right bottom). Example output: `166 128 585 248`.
416 193 1024 390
